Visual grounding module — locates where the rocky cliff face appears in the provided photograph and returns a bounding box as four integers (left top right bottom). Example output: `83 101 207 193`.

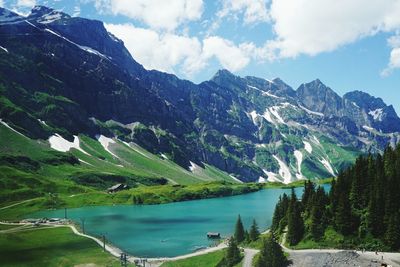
0 6 399 183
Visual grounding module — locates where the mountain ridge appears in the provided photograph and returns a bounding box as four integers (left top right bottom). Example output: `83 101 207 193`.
0 5 399 184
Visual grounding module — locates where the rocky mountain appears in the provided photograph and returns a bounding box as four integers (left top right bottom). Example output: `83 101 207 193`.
0 6 399 184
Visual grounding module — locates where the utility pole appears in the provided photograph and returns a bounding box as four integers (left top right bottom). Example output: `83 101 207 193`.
80 218 85 234
102 234 106 252
120 253 127 267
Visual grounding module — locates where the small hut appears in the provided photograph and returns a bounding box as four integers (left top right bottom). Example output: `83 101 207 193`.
207 232 221 239
107 183 129 193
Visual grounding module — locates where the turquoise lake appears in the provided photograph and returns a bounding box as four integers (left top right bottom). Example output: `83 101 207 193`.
33 186 329 257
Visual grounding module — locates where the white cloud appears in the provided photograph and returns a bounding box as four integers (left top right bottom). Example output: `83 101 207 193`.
105 23 204 73
217 0 269 25
16 0 36 8
105 23 252 75
103 1 400 78
72 5 81 17
97 0 203 31
0 0 4 7
268 0 400 58
381 34 400 76
203 36 250 71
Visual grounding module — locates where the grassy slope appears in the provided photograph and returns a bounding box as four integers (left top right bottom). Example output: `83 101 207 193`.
0 182 261 221
161 250 226 267
0 122 264 221
301 134 360 180
0 122 240 197
161 249 243 267
0 225 131 267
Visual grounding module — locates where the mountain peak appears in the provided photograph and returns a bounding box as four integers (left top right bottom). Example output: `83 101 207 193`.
311 78 324 86
28 5 70 24
343 90 386 110
31 5 56 14
296 79 342 115
212 69 235 79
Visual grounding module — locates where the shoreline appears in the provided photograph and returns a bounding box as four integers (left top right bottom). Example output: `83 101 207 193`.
2 221 400 267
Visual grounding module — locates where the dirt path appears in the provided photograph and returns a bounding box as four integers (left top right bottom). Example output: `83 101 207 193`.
281 232 400 266
145 242 228 266
0 198 38 210
242 248 258 267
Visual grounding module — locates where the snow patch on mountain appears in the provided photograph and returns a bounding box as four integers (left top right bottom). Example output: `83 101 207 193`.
49 134 89 155
262 109 276 125
44 28 110 60
273 155 292 184
249 110 259 125
269 106 285 124
294 150 304 180
0 119 28 138
369 108 384 121
247 85 282 99
299 104 324 117
263 91 281 99
319 157 335 176
258 176 266 183
79 159 94 166
0 46 8 53
263 169 281 183
25 20 40 29
189 161 201 172
362 125 375 132
37 119 47 126
303 141 312 153
97 135 119 159
229 174 244 183
120 140 152 159
37 12 62 24
312 135 322 146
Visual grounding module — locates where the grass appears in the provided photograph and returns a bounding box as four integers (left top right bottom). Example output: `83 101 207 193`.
263 178 332 189
0 182 262 221
291 227 345 250
0 123 248 208
0 224 19 230
160 249 243 267
161 249 226 267
0 226 132 267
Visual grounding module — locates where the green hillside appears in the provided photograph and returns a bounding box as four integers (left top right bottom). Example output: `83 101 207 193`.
0 122 259 219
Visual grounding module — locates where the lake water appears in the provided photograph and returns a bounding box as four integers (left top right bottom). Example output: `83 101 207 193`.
33 186 329 257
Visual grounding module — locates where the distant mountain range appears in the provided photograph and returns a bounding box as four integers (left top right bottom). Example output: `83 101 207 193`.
1 6 399 184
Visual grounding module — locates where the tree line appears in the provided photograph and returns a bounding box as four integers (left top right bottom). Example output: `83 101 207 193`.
271 143 400 251
218 215 287 267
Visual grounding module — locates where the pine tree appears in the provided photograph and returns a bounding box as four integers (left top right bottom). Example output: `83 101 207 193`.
302 180 315 214
271 143 400 249
310 205 324 240
385 212 400 250
255 234 287 267
249 219 260 241
271 194 289 234
271 196 283 232
334 191 354 235
286 188 304 246
234 215 245 243
244 230 250 243
218 237 242 267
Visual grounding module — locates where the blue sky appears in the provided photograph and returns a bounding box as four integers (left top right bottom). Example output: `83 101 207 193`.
3 0 400 113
